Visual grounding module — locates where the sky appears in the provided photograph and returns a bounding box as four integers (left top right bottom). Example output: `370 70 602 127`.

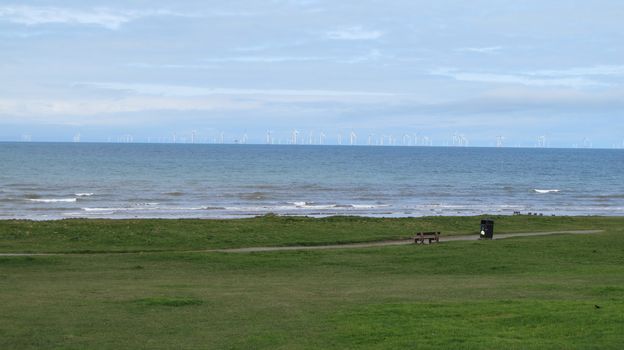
0 0 623 147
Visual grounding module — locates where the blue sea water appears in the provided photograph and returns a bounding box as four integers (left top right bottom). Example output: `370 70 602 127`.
0 142 622 220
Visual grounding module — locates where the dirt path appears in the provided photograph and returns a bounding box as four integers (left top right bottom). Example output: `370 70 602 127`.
211 230 603 253
0 230 603 257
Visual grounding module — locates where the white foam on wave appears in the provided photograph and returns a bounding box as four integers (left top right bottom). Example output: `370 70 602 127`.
289 202 336 210
228 203 390 212
534 189 561 194
30 198 77 203
75 193 94 197
132 202 160 206
351 204 389 209
83 205 209 212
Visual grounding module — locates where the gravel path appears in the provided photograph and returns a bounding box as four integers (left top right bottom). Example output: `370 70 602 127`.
212 230 603 253
0 230 603 257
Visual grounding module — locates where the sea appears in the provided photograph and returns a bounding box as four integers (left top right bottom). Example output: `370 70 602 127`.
0 142 622 220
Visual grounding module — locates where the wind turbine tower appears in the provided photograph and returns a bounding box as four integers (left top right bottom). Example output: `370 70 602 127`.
496 136 505 148
350 131 357 145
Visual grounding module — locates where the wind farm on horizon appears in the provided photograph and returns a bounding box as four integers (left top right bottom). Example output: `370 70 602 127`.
12 129 624 149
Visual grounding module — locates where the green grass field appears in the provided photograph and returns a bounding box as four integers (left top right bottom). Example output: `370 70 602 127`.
1 216 623 349
0 215 621 253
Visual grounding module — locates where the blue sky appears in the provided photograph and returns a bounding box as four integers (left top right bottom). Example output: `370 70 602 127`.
1 0 623 147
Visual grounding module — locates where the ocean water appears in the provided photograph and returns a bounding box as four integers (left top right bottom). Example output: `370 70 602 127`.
0 142 622 220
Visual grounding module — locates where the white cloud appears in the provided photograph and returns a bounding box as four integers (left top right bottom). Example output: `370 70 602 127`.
0 29 50 38
430 68 607 89
456 46 503 54
0 5 193 30
0 96 261 119
129 50 390 68
339 49 388 64
80 82 397 98
326 26 383 40
273 0 321 6
0 82 400 121
126 63 219 70
529 65 624 77
202 55 330 63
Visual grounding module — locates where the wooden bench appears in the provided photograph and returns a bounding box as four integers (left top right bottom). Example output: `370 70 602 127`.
414 231 440 244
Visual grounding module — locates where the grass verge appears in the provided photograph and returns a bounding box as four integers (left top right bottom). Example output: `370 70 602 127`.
0 216 623 349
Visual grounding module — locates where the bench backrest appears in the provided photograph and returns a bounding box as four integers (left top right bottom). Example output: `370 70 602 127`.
417 231 440 236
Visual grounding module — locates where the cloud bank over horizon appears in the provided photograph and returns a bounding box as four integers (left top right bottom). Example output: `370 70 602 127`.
1 0 623 147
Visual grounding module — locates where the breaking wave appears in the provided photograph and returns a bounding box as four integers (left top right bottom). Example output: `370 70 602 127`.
534 189 561 194
29 198 77 203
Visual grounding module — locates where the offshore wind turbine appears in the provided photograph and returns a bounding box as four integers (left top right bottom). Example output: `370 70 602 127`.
319 132 326 145
496 136 505 148
349 131 357 145
338 132 343 145
291 129 300 144
402 134 410 146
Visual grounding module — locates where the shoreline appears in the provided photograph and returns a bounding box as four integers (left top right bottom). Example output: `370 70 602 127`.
2 212 624 222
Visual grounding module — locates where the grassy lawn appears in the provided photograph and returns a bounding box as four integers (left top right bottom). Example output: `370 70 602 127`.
1 216 623 349
0 215 621 253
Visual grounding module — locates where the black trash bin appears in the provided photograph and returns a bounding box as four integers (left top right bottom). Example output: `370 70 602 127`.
480 219 494 240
